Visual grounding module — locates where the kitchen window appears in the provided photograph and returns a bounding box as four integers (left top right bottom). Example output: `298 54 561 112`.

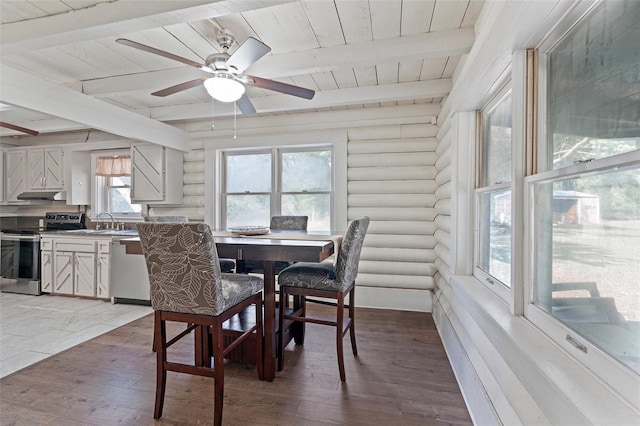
92 150 142 219
222 147 333 231
527 0 640 387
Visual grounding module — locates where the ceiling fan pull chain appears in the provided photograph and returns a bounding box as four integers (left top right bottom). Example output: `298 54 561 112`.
233 101 237 139
211 98 215 130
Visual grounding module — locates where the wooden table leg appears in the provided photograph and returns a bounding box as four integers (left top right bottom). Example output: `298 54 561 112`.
262 261 276 381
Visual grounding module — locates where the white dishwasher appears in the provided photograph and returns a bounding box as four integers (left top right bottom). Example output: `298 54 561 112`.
110 239 151 305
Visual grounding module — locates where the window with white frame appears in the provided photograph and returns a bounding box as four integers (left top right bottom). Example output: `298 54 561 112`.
475 86 513 294
528 0 640 380
222 147 333 230
92 150 142 219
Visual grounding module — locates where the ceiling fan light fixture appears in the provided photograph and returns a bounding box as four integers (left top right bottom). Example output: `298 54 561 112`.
204 74 245 102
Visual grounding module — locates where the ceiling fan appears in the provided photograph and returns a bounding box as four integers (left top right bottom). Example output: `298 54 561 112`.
116 29 315 115
0 121 39 136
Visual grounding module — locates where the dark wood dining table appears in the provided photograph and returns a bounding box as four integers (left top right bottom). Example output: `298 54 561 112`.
120 232 336 381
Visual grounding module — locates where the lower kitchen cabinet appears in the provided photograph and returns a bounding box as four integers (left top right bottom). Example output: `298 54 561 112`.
41 236 110 299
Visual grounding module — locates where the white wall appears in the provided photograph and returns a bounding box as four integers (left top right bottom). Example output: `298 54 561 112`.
150 104 440 312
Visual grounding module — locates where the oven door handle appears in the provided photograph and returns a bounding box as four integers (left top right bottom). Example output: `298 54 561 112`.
0 233 40 242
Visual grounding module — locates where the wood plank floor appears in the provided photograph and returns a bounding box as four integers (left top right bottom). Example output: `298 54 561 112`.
0 304 472 425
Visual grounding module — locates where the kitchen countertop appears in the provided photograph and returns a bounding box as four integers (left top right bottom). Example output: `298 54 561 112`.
40 230 139 239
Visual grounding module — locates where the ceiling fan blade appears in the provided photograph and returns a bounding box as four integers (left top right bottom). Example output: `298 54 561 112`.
246 75 315 100
236 94 256 115
0 121 39 136
116 38 206 70
151 78 207 97
226 37 271 73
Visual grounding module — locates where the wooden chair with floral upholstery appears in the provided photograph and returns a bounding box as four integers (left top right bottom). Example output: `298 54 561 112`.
137 222 263 425
277 216 369 382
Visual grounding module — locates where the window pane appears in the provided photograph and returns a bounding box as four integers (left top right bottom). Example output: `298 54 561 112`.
477 189 512 287
226 194 270 227
282 193 330 231
547 1 640 169
533 167 640 374
282 150 331 192
226 153 271 193
108 188 140 213
482 93 512 186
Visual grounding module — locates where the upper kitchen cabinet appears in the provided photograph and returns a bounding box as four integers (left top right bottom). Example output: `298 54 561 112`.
28 147 64 190
131 143 183 205
5 150 27 202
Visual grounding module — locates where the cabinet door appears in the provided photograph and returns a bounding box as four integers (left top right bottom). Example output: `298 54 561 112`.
74 252 96 297
5 150 26 202
41 251 53 293
96 254 110 298
28 148 63 190
44 147 64 189
27 150 45 189
131 144 165 202
54 252 74 295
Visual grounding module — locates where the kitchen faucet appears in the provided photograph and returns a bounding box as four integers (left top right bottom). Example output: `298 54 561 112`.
96 212 115 230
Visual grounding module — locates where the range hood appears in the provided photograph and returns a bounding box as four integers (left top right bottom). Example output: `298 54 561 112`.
17 191 67 201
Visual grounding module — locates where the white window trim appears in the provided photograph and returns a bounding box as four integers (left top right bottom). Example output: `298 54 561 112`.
522 0 640 401
203 130 348 231
474 82 515 302
90 149 143 222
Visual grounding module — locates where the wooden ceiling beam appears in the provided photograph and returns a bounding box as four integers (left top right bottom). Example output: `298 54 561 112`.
0 65 190 151
148 79 451 121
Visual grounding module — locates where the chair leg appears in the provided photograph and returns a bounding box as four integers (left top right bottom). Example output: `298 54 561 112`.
293 295 306 345
212 320 225 426
349 286 357 356
277 286 287 372
255 299 264 380
336 294 346 382
154 311 167 419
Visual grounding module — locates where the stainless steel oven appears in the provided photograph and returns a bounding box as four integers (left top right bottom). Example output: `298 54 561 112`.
0 231 41 295
0 212 86 296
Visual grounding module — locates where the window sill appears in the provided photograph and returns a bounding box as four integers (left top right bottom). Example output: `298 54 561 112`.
435 275 639 425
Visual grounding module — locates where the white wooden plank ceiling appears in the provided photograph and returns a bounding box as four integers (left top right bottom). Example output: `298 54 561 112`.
0 0 483 145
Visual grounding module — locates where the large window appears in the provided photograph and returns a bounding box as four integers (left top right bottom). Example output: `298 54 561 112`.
222 147 333 231
475 87 513 293
529 0 640 377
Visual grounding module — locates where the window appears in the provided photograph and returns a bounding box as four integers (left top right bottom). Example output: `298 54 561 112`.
92 150 142 219
222 147 333 230
529 0 640 378
475 87 513 293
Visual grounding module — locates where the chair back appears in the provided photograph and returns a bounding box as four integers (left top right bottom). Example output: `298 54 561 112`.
270 215 308 231
144 215 188 222
335 217 370 288
136 222 225 316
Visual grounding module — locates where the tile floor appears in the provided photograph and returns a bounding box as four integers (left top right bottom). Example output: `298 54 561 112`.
0 292 152 378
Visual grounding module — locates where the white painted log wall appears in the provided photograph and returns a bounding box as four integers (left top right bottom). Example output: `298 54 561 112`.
152 105 438 312
348 124 437 306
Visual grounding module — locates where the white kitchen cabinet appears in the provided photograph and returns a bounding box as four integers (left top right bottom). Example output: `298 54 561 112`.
41 242 53 293
74 251 96 297
96 240 110 298
50 238 98 297
131 143 183 205
28 147 64 190
53 251 74 295
5 150 27 202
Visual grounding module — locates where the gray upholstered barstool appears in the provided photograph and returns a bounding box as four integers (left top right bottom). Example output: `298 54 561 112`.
137 222 264 425
277 216 369 381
